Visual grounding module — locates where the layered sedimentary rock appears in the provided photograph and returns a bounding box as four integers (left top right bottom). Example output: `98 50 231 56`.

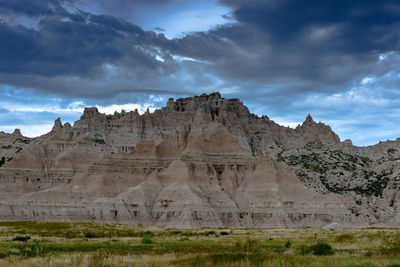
0 92 398 227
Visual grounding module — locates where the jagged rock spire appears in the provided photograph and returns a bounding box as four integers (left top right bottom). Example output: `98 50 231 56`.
80 107 99 120
52 117 63 132
12 129 22 136
303 114 315 125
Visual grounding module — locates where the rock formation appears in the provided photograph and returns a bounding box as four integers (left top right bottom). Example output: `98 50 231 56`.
0 92 398 227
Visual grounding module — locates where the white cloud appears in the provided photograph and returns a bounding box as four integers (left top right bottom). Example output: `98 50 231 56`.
0 124 53 138
155 55 165 62
144 2 232 39
0 102 83 113
172 55 199 62
378 53 389 63
271 119 301 129
0 101 157 115
95 103 156 115
361 77 375 85
0 101 159 137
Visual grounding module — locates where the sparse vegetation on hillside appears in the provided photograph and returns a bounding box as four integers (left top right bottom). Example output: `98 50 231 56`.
276 142 396 204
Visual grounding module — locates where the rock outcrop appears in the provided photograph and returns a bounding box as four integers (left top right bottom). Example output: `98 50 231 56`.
0 92 398 227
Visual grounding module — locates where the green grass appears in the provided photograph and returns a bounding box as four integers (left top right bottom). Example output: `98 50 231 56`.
0 221 399 266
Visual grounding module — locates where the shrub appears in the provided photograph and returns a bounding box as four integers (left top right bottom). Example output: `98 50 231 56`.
142 234 152 244
202 230 216 236
284 240 292 248
92 138 105 145
220 231 229 236
170 230 181 235
64 231 80 239
297 240 334 256
12 235 31 242
143 231 155 237
85 232 96 238
364 249 373 257
84 232 105 238
309 241 334 255
0 248 9 259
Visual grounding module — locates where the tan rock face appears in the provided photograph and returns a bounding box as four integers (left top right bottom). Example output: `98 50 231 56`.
0 92 394 227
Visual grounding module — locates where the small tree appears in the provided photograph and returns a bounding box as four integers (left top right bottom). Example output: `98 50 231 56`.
0 156 5 167
141 234 152 244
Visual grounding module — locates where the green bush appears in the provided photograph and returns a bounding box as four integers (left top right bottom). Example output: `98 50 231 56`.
309 241 334 255
284 240 292 248
220 231 229 236
12 235 31 242
0 248 9 259
143 231 155 237
84 232 97 238
84 232 106 238
202 230 216 236
297 240 334 256
364 249 373 257
141 234 152 244
169 230 181 235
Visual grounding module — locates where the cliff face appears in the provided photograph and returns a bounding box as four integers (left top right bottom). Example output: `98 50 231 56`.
0 92 398 227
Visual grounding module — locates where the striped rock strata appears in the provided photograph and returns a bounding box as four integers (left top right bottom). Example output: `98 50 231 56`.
0 92 365 227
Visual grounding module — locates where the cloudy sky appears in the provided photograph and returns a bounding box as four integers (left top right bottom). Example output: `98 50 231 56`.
0 0 400 145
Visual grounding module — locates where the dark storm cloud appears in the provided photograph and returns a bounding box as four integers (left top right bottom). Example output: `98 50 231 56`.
166 0 400 98
223 0 400 52
0 10 170 78
0 0 70 16
175 0 400 97
0 0 400 103
0 1 229 98
84 0 178 18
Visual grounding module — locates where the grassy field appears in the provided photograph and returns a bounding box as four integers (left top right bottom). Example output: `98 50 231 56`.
0 221 399 266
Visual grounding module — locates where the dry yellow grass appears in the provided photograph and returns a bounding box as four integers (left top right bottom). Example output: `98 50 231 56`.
0 222 399 266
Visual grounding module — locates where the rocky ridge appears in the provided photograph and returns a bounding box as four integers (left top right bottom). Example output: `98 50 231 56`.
0 92 398 227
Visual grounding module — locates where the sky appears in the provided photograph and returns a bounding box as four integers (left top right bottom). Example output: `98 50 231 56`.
0 0 400 146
